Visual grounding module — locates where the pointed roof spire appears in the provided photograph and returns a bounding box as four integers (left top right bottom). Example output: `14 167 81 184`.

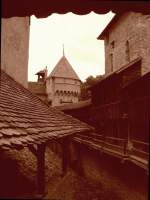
49 56 80 80
63 44 65 57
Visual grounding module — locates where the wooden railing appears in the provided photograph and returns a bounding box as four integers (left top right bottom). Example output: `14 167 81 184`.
73 133 149 170
130 139 149 161
105 136 127 156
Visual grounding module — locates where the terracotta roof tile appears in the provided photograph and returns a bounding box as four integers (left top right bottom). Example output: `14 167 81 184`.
0 70 94 150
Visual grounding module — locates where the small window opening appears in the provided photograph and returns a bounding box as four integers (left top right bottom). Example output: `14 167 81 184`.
110 53 113 72
111 41 115 49
125 40 130 62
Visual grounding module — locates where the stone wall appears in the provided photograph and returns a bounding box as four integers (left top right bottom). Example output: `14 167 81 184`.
1 17 30 88
46 77 81 106
104 12 150 75
54 77 80 92
28 82 47 102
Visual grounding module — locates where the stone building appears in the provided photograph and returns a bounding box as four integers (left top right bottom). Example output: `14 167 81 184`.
98 12 150 75
29 55 81 107
46 55 81 106
28 69 48 102
1 17 30 88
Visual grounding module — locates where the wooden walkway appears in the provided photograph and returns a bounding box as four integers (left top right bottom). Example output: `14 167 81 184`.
73 132 149 171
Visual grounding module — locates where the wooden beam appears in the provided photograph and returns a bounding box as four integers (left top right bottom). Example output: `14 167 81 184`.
28 144 38 157
74 141 84 176
37 143 46 196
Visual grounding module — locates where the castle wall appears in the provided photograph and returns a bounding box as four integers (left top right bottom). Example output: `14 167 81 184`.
46 77 81 106
54 77 80 94
1 17 30 88
104 12 150 75
46 78 55 103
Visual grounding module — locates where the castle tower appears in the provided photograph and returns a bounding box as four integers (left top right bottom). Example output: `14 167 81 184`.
46 54 81 106
1 17 30 88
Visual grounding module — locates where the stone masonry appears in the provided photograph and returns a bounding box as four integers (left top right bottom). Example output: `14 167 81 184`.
46 55 81 107
28 55 81 107
1 17 30 88
98 12 150 75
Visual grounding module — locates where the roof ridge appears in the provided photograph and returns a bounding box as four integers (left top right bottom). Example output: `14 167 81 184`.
97 13 124 40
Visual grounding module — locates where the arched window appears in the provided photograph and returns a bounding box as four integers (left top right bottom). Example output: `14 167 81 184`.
55 90 59 95
64 91 67 96
60 90 63 96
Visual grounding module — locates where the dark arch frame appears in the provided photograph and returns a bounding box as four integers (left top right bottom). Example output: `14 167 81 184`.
2 1 150 18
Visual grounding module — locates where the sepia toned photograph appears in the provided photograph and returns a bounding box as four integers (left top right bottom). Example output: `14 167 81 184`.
0 1 149 199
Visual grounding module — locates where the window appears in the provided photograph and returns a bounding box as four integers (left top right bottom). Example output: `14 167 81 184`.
125 40 130 62
110 41 115 49
110 53 113 72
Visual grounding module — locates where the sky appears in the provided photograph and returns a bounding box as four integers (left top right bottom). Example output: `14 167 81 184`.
28 11 114 82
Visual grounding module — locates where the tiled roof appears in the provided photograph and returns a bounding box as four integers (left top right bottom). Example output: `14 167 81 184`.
97 13 119 40
0 70 93 150
36 69 46 75
48 56 80 80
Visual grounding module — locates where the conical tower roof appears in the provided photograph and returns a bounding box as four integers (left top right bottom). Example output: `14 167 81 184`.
49 56 80 80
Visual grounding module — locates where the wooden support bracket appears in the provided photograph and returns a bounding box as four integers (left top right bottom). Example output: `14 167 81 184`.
28 144 38 157
73 141 84 176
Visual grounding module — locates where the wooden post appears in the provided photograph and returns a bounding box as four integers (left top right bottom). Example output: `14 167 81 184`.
123 139 127 156
37 143 46 196
74 141 84 176
62 137 69 175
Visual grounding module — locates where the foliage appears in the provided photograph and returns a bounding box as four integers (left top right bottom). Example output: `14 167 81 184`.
80 75 104 100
